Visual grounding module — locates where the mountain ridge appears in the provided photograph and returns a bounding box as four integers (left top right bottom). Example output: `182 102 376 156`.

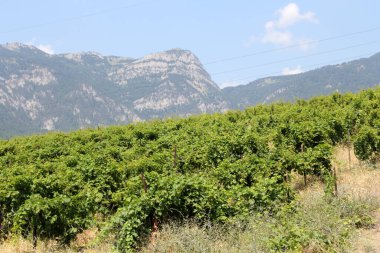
1 42 380 138
222 52 380 109
0 43 227 138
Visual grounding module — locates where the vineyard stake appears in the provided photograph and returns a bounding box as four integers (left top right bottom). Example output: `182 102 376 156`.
140 172 159 244
0 212 2 234
333 166 338 197
301 143 306 186
285 171 290 201
347 129 352 170
173 144 177 169
141 173 148 193
32 216 38 249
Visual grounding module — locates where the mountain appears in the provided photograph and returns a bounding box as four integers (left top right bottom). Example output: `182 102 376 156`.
223 53 380 109
0 43 227 138
1 42 380 138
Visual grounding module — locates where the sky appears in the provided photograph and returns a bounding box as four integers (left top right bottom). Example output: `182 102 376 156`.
1 0 379 88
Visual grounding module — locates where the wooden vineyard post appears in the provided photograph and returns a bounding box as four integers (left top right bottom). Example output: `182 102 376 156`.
141 172 148 193
32 216 38 249
0 212 2 237
301 143 307 186
333 167 338 197
347 129 352 170
285 171 290 201
140 172 159 245
173 144 177 169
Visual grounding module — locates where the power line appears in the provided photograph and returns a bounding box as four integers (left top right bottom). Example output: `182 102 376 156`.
211 40 380 76
219 52 377 86
0 0 157 35
204 26 380 65
1 2 378 67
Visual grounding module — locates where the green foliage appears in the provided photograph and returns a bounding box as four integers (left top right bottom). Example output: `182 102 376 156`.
1 88 380 251
354 126 380 161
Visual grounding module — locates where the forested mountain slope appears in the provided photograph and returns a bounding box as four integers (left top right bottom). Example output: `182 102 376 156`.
223 53 380 109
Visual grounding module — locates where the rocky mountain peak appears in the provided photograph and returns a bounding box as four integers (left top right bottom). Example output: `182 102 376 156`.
1 42 35 51
0 42 49 56
107 48 220 93
59 51 106 63
137 48 203 66
0 43 228 138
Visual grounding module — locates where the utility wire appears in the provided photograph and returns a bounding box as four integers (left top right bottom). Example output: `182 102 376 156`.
219 52 377 86
204 26 380 65
0 0 157 35
211 40 380 76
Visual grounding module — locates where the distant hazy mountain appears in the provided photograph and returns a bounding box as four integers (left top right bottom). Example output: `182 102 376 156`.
223 53 380 109
1 42 380 138
0 43 227 138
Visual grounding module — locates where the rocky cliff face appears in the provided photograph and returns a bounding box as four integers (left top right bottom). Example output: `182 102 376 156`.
105 48 227 115
0 43 227 138
2 42 380 138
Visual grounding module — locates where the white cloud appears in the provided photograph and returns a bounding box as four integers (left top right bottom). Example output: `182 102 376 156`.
282 65 303 75
218 80 241 89
35 44 54 54
25 38 55 54
262 29 293 46
275 3 318 29
248 3 318 49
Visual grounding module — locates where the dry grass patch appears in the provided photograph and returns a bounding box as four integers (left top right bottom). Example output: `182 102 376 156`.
0 235 115 253
333 145 360 170
331 146 380 252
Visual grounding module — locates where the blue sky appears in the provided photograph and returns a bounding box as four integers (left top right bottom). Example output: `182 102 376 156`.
1 0 379 88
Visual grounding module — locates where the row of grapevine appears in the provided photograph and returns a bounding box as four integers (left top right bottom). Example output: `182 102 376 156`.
0 87 380 251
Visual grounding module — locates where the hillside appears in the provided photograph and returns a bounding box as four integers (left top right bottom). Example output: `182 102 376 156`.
2 43 380 138
223 53 380 109
1 88 380 252
0 43 227 138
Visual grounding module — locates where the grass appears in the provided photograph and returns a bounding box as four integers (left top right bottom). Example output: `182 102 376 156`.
141 189 379 253
0 232 115 253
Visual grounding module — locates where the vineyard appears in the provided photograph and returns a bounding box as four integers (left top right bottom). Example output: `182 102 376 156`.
1 88 380 252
